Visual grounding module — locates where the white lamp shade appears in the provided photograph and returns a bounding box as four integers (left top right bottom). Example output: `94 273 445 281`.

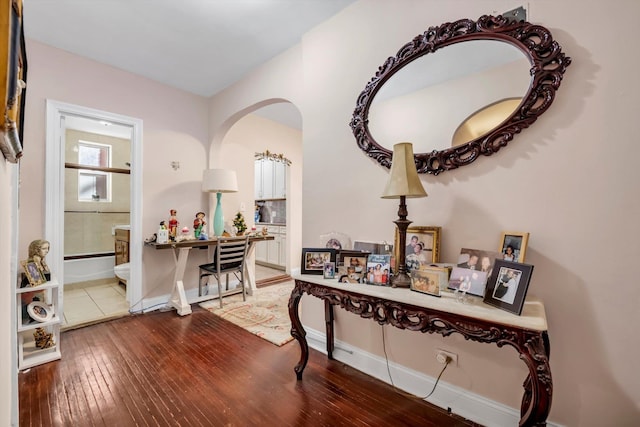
202 169 238 193
381 142 427 199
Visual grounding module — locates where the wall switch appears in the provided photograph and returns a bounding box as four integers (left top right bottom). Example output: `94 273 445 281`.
240 202 246 212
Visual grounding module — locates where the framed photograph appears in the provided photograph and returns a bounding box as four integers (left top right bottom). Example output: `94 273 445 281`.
27 301 54 323
337 265 363 283
338 250 369 271
323 262 335 279
498 231 529 263
301 248 337 275
353 240 393 255
364 254 391 286
396 226 441 272
410 269 441 297
484 260 534 315
448 248 503 297
420 265 450 292
21 260 45 287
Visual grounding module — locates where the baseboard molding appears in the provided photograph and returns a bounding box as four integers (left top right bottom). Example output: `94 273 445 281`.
304 326 563 427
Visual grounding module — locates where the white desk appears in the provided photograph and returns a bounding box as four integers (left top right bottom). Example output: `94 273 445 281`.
147 235 274 316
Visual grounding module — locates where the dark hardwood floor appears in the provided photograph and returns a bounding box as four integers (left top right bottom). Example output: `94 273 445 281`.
19 306 479 426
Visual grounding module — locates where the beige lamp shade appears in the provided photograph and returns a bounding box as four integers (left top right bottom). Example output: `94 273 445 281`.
202 169 239 193
381 142 427 199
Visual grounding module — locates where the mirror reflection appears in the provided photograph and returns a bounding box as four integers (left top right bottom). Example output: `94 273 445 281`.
368 40 531 152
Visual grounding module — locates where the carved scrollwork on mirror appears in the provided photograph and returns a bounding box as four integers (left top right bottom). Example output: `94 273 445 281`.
350 15 571 175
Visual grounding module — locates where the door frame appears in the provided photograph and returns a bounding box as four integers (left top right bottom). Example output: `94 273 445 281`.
45 100 143 313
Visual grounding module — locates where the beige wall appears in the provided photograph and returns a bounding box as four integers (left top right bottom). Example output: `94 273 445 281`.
3 0 639 425
205 1 640 425
20 39 211 299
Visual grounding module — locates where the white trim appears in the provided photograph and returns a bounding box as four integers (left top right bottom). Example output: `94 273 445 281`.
45 100 144 314
303 326 564 427
9 163 19 426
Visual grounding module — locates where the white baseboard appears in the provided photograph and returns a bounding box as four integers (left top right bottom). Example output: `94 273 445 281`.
304 326 563 427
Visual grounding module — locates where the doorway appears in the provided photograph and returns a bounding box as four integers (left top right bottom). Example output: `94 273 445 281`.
45 100 143 328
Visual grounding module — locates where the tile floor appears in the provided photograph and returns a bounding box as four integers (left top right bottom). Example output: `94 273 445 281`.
62 279 129 330
62 265 286 330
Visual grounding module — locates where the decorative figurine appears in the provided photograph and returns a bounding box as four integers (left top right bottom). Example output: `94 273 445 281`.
168 209 178 241
233 212 247 236
157 221 169 244
33 327 55 349
28 239 51 281
193 211 206 238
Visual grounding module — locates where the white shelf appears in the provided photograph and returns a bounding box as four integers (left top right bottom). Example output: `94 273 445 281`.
16 276 62 370
18 329 61 370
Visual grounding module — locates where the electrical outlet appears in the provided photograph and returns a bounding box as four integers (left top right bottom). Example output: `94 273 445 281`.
436 349 458 366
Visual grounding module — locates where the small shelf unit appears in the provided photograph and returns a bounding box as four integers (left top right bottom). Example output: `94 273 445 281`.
16 277 62 369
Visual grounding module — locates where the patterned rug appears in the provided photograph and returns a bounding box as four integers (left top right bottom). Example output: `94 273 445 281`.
199 281 295 346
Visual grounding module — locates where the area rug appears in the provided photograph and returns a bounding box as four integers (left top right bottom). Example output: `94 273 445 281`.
199 281 295 346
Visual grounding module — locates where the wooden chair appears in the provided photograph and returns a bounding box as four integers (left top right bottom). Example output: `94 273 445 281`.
198 236 250 308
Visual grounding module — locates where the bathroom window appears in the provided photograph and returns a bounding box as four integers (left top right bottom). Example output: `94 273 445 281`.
77 141 112 202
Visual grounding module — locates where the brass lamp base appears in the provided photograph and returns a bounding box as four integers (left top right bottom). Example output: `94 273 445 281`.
391 271 412 288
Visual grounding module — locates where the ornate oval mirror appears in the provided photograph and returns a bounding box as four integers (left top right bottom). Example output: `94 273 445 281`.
350 15 571 175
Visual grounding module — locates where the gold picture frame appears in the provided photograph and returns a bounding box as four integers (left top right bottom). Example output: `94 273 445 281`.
498 231 529 263
395 226 441 272
21 260 45 287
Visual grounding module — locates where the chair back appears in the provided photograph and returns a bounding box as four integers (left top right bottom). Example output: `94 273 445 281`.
215 236 250 275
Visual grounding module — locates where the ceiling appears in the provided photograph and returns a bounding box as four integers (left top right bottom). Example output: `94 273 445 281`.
23 0 357 131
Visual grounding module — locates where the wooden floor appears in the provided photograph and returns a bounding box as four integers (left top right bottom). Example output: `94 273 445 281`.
19 307 479 427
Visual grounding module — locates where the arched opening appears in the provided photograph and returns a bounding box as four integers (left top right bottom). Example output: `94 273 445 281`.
209 99 302 283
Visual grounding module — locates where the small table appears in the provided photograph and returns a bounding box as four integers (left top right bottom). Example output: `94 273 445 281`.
146 235 274 315
289 274 552 427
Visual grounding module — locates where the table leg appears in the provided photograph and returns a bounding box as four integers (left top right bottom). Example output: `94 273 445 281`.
244 242 257 296
289 281 308 380
324 300 334 360
519 331 552 426
168 247 193 316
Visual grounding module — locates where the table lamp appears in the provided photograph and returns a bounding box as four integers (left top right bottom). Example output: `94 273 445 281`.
381 142 427 288
202 169 238 236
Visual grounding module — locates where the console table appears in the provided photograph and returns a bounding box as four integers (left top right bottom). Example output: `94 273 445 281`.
146 235 273 315
289 274 552 427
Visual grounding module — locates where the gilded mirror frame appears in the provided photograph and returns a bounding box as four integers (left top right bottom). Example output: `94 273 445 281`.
350 15 571 175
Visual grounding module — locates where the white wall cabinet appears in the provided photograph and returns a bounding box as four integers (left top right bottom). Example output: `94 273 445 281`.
255 159 286 199
255 225 286 269
16 277 62 369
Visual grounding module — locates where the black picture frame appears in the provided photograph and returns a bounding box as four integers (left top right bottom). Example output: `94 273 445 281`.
483 260 534 315
301 248 337 275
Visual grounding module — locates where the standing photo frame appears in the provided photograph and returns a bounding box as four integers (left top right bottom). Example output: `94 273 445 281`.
21 260 45 287
27 301 54 323
483 260 534 315
323 262 336 279
301 248 337 275
498 231 529 263
395 226 441 272
410 269 441 297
